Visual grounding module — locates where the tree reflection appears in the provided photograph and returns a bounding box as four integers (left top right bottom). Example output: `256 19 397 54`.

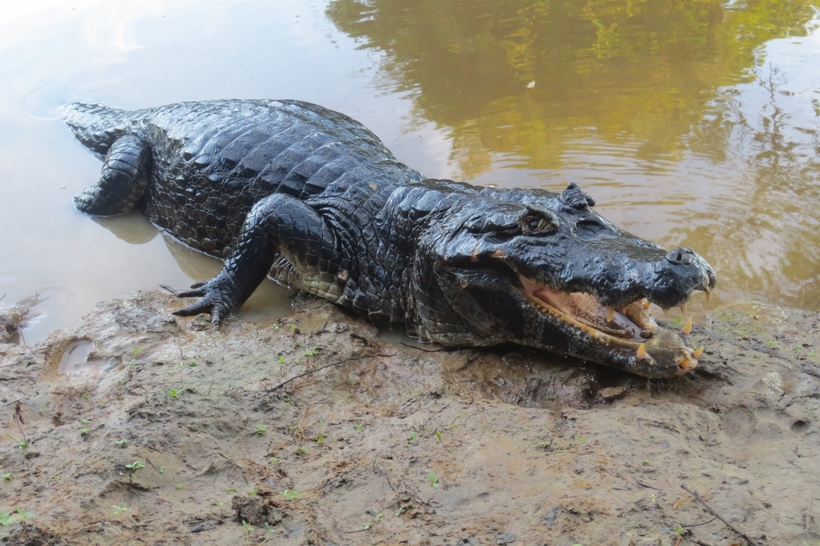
327 0 816 177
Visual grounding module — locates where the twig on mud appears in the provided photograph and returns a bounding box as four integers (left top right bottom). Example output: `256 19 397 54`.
373 452 397 493
174 336 185 361
159 284 179 296
635 479 662 491
266 353 396 392
681 517 718 528
144 457 162 473
400 342 445 353
680 484 761 546
297 404 311 436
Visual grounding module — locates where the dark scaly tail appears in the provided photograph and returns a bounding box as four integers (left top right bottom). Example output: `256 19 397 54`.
65 103 132 155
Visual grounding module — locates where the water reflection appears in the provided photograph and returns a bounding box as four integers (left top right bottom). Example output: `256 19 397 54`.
328 0 816 173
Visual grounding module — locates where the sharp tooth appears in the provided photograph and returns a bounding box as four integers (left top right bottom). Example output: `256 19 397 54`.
637 343 647 360
681 318 692 335
693 346 704 359
606 307 615 322
679 304 687 314
705 289 712 302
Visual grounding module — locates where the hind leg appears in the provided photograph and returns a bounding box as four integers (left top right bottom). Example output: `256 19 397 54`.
74 134 152 216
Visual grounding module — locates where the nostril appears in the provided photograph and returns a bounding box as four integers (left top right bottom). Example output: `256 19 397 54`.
665 247 694 266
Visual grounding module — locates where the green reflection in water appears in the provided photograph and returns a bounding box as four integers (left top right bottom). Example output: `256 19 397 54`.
328 0 816 176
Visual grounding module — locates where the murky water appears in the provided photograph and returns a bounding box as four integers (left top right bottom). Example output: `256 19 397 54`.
1 0 819 343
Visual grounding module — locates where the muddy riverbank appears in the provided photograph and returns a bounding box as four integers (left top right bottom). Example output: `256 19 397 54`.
1 291 819 545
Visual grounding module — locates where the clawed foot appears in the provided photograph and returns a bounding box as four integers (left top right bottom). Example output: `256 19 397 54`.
168 277 238 326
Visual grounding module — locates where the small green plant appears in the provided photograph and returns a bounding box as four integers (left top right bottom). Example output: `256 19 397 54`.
435 430 442 441
408 431 417 444
241 520 255 538
110 505 129 516
278 356 286 364
269 457 280 464
281 489 301 501
0 512 11 526
129 348 143 368
304 346 319 357
82 393 92 403
255 425 267 435
80 418 90 424
158 466 165 474
15 508 33 522
125 461 144 471
297 446 308 455
395 507 406 517
354 424 364 431
175 483 185 489
2 473 11 481
116 439 128 448
428 471 440 488
167 388 184 399
374 513 383 521
768 340 776 347
7 435 27 451
247 489 258 495
317 433 327 445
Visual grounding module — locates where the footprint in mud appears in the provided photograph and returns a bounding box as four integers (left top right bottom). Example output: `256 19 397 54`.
47 338 109 380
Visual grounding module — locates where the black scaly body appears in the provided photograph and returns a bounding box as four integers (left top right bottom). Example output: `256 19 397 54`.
67 99 716 378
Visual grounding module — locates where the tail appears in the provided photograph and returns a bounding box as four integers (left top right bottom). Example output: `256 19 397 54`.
65 103 131 155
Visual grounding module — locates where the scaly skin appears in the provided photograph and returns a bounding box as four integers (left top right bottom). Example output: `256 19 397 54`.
67 99 717 378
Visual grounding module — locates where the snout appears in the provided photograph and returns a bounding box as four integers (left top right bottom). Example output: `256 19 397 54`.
649 246 717 308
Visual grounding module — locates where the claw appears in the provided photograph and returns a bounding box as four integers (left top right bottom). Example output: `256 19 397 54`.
176 287 207 298
704 289 711 302
679 304 687 314
693 346 704 359
606 307 615 322
681 318 692 335
637 343 647 360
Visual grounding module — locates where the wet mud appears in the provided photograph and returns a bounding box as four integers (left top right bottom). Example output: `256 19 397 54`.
1 292 819 545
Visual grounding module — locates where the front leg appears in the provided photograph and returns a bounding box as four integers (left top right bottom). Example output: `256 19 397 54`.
173 193 337 325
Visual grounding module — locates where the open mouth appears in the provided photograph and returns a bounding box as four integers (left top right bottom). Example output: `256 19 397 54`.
518 275 705 373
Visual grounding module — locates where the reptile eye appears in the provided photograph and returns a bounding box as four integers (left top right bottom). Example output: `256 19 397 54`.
523 212 556 235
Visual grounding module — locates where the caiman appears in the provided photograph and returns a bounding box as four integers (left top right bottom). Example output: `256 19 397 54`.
66 99 716 378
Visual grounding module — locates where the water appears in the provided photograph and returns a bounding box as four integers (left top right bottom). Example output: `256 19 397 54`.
1 0 819 343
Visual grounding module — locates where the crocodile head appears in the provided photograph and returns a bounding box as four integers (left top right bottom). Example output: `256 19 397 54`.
421 183 716 378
